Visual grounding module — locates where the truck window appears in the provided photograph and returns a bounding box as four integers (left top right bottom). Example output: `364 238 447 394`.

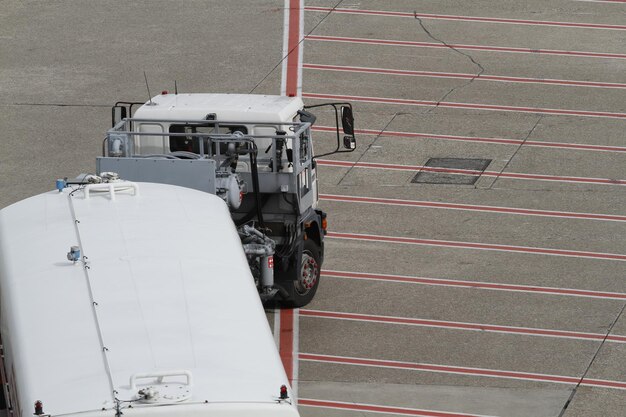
169 124 248 154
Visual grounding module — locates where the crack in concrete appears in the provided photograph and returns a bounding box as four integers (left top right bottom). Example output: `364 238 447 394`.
557 302 626 417
337 113 399 186
486 115 543 190
414 14 485 114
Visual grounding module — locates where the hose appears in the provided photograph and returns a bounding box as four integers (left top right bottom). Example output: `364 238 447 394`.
249 142 265 229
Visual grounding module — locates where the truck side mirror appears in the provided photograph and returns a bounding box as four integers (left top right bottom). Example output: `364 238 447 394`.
341 106 354 136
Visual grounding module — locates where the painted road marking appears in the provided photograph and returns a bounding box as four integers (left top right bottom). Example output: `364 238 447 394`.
300 309 626 343
304 92 626 119
306 6 626 30
574 0 626 3
306 34 626 60
276 308 299 399
316 159 626 187
278 0 302 402
322 270 626 301
327 231 626 261
299 398 500 417
320 193 626 222
299 353 626 390
281 0 303 97
312 125 626 153
304 63 626 89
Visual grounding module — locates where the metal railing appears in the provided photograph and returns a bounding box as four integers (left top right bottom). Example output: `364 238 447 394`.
104 118 313 175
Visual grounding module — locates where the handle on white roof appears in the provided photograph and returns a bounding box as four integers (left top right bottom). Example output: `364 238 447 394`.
84 182 139 200
130 370 193 390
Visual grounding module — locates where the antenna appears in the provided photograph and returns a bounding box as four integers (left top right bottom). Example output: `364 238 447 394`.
144 71 154 105
174 80 178 95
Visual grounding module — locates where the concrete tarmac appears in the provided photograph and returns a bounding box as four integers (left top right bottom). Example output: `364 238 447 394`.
1 1 625 416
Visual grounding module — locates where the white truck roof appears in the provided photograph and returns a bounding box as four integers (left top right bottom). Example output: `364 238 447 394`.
133 93 304 123
0 182 298 416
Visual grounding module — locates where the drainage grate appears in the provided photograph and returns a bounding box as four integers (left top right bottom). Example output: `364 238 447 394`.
412 158 492 185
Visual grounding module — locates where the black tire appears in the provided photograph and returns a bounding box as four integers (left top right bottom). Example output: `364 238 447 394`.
282 239 321 308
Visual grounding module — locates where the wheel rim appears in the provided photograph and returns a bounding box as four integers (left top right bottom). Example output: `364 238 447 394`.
295 251 319 296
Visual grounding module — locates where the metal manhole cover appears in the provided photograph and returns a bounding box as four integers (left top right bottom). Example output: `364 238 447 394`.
412 158 492 185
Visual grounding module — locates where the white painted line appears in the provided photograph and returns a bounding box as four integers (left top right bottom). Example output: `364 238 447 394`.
312 125 626 153
300 309 626 343
306 6 626 30
327 231 626 261
574 0 626 3
304 63 626 89
320 193 626 222
300 353 626 390
322 269 626 301
304 92 626 119
306 34 626 60
316 159 626 187
299 398 501 417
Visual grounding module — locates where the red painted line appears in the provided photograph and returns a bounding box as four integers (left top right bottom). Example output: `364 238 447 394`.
320 193 626 222
490 170 626 185
306 6 626 30
327 231 626 261
583 378 626 389
279 309 295 385
299 398 496 417
575 0 626 3
299 353 626 389
304 63 626 89
322 269 626 301
300 309 626 343
285 0 301 97
312 125 626 153
306 34 626 60
316 159 626 187
277 1 301 397
304 92 626 119
277 311 299 399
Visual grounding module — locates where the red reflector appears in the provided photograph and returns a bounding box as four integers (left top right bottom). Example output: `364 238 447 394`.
34 401 43 415
321 218 328 231
161 90 168 95
280 385 288 399
268 256 274 269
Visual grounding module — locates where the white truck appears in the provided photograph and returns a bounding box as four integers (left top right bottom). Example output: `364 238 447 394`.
0 93 356 416
104 93 356 307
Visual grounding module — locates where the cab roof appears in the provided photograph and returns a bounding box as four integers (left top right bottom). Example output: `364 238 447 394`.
133 93 304 123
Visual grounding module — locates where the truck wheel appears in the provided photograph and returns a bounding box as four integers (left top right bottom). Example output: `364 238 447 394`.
284 239 320 308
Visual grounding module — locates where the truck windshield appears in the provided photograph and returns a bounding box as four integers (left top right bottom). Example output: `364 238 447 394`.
169 124 248 154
